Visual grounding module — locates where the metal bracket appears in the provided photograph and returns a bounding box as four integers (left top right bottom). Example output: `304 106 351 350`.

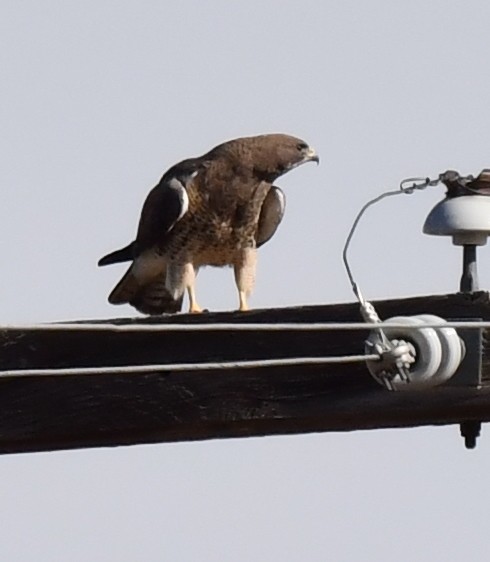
446 318 483 449
446 320 482 388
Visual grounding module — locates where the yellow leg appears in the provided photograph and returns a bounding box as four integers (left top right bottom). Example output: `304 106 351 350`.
187 284 203 313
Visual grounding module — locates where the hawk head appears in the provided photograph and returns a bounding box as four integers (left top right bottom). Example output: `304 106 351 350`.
247 133 319 181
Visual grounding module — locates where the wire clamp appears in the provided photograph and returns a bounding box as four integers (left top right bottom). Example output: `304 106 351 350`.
358 300 412 389
365 337 414 390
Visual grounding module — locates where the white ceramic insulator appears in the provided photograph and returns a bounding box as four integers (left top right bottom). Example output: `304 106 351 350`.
367 316 441 390
414 314 464 386
366 314 464 391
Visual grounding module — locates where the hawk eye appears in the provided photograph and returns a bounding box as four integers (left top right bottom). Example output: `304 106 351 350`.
296 142 308 151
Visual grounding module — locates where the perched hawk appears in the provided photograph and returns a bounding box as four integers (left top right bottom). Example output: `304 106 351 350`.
99 133 319 314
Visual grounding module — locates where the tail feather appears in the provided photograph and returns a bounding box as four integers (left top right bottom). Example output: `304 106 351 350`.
107 263 184 315
98 243 135 266
130 278 184 315
108 266 141 305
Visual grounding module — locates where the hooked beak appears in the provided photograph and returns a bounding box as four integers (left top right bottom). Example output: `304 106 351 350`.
305 146 319 164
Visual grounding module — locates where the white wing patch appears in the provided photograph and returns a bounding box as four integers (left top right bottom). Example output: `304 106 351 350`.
275 188 286 217
168 178 189 223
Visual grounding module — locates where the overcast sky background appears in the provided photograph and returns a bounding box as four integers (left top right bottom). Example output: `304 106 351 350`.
2 1 490 561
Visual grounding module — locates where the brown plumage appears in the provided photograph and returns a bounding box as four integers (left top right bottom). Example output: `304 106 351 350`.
98 133 319 314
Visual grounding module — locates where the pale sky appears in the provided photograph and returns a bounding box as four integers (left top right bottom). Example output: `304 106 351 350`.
1 2 490 561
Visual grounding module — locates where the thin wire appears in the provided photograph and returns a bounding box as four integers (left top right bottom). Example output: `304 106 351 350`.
0 320 488 332
0 354 380 378
343 189 407 303
342 177 439 304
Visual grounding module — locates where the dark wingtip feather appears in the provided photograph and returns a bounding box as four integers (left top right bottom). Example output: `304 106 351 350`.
98 243 135 267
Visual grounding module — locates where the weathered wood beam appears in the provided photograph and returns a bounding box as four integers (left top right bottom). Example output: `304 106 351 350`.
1 291 489 454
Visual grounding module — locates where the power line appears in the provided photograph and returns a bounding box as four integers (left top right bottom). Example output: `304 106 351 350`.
0 354 379 378
0 320 488 332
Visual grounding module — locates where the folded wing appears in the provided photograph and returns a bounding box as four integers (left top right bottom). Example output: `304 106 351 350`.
99 176 190 311
256 186 286 248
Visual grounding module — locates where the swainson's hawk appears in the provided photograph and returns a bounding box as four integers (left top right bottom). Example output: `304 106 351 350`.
98 134 319 314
